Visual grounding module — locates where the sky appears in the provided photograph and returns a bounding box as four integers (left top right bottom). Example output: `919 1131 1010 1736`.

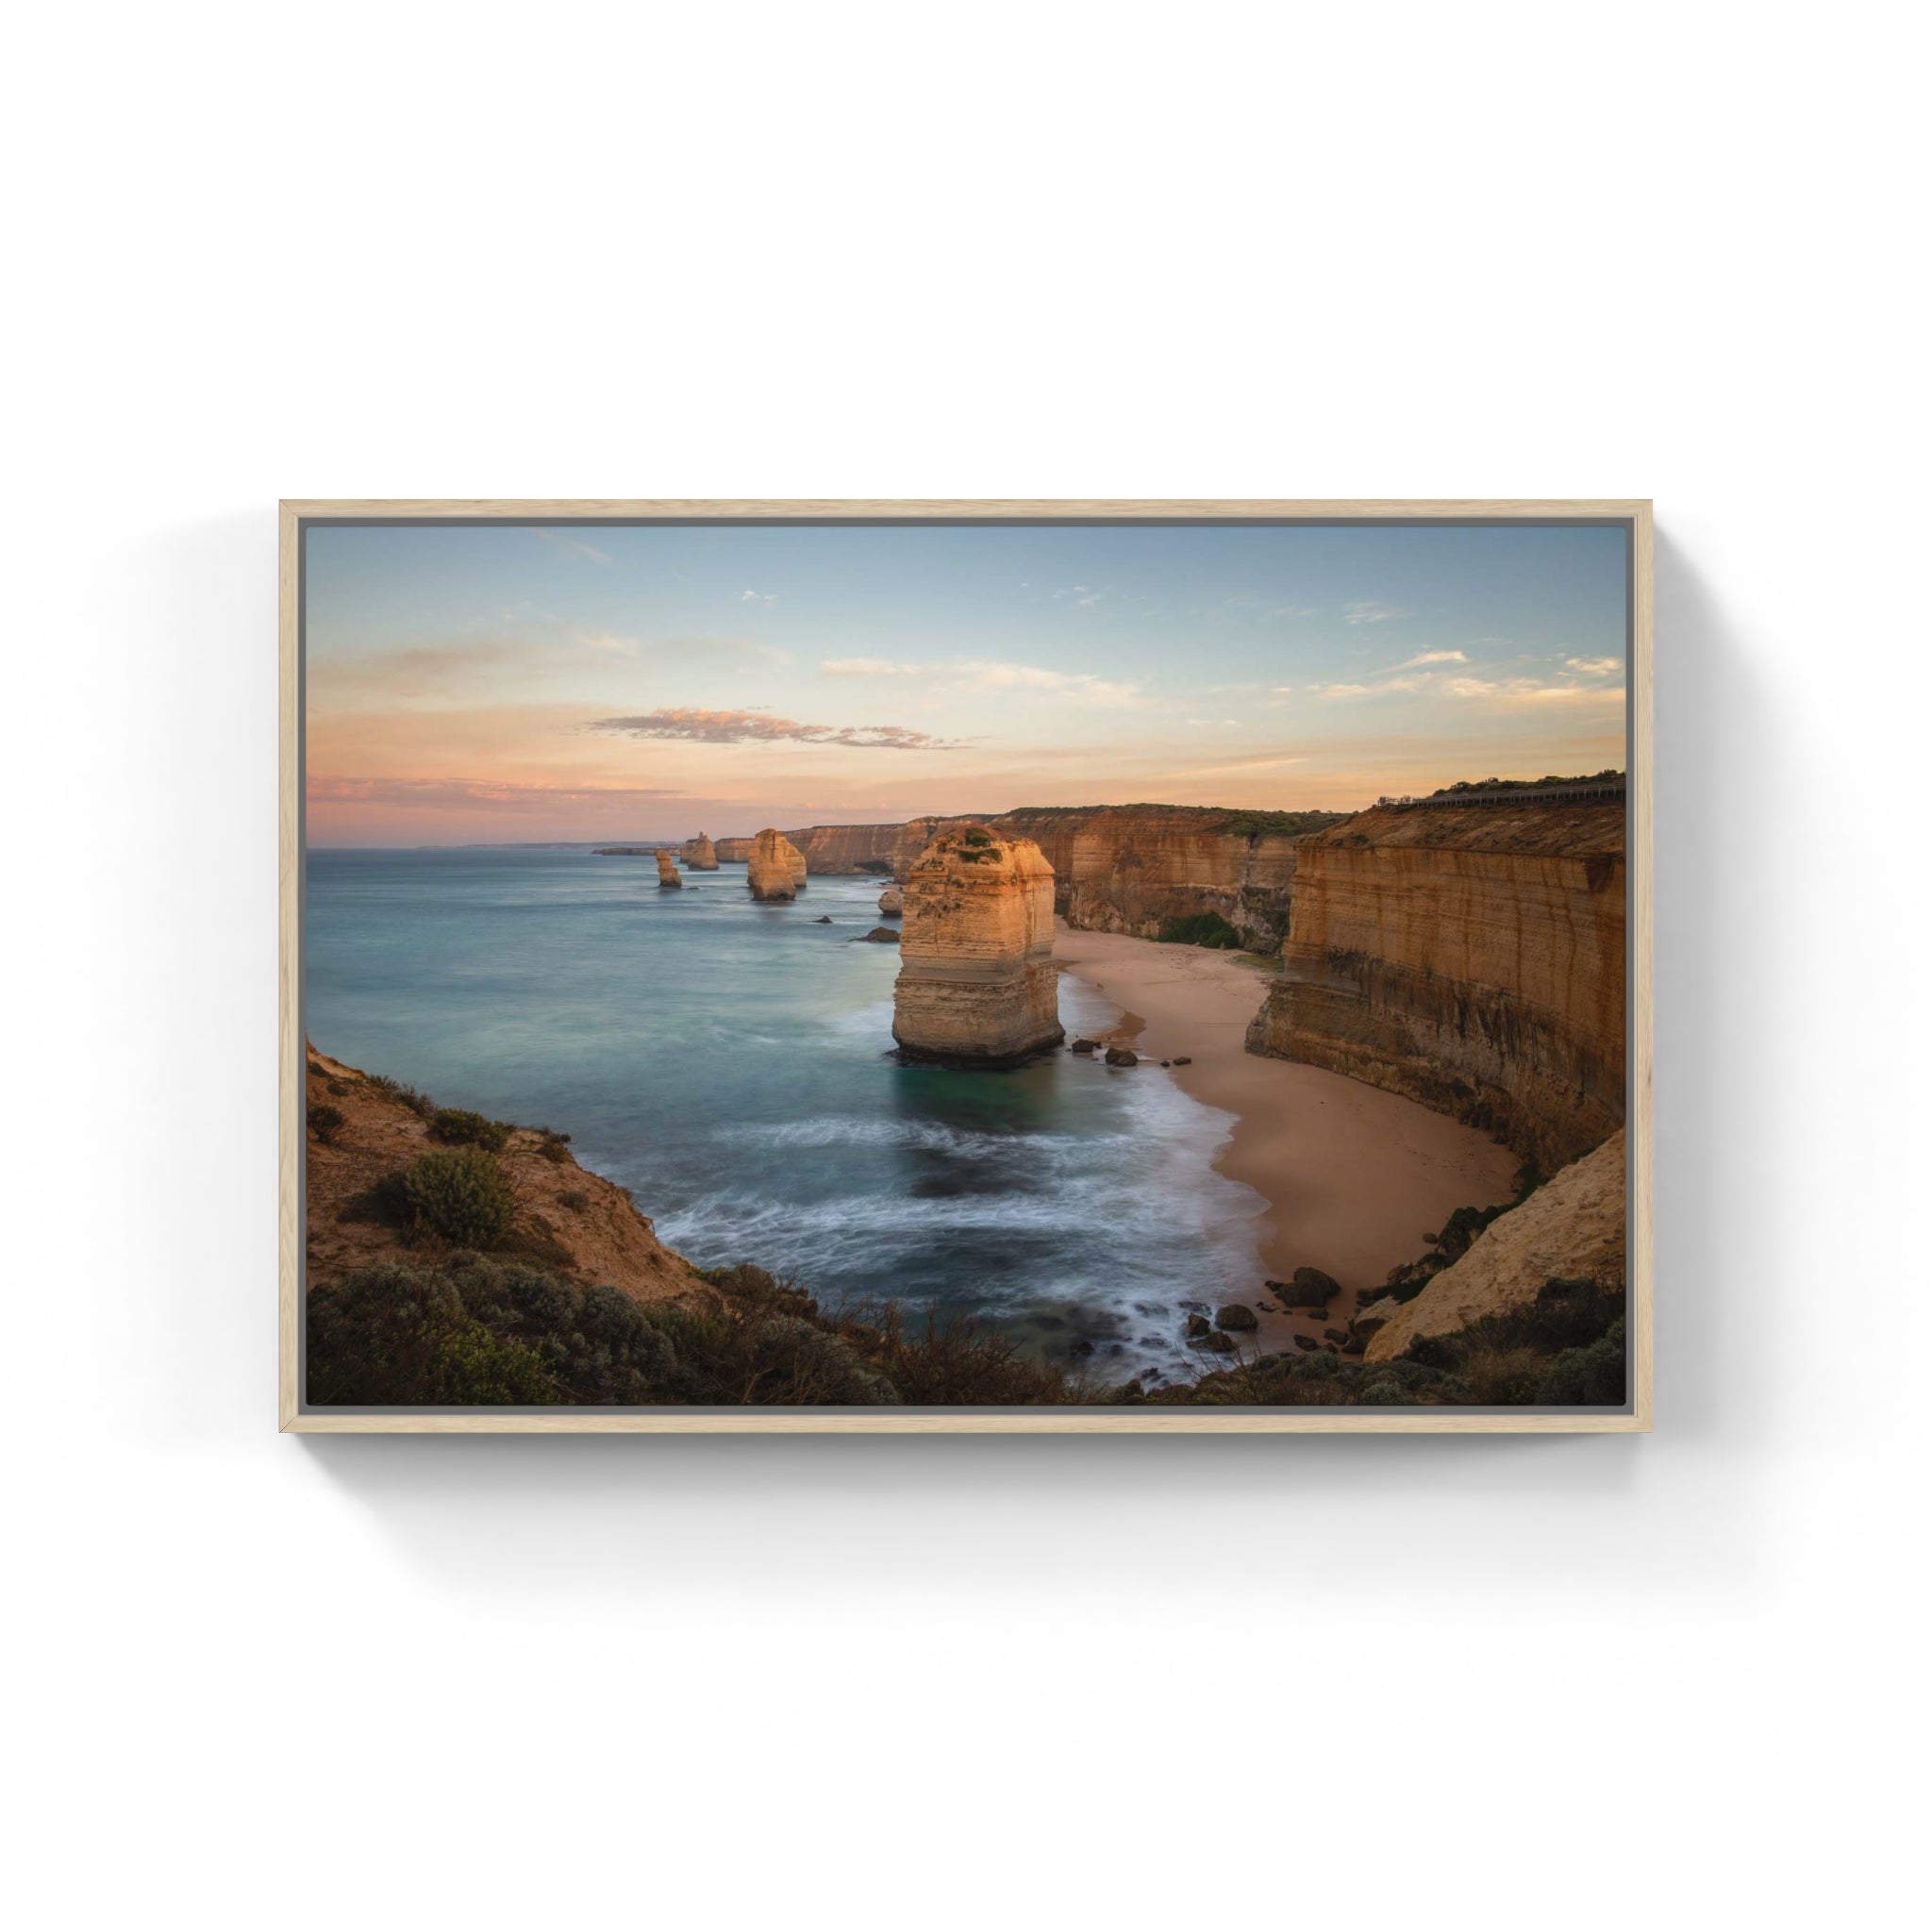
304 520 1629 846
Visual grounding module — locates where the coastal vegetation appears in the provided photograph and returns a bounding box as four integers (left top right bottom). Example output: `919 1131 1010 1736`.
1155 910 1243 949
309 1254 1075 1407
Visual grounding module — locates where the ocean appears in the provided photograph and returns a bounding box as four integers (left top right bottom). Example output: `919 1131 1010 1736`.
304 847 1266 1384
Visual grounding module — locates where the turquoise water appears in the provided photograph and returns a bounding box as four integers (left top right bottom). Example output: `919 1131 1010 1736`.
304 848 1265 1383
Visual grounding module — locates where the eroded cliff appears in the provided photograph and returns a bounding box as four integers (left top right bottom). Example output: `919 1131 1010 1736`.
1246 802 1625 1171
893 825 1064 1064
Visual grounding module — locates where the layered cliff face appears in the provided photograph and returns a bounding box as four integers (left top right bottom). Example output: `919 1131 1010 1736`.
779 822 927 875
747 828 806 902
1363 1132 1626 1362
892 826 1064 1064
1246 803 1625 1172
714 838 754 863
655 849 683 888
682 833 719 871
991 807 1340 948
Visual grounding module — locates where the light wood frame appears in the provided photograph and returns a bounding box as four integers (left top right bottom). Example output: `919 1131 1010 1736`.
280 500 1653 1434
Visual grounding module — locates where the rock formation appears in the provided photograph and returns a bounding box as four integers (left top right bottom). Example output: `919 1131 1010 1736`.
714 838 755 864
892 825 1064 1064
768 806 1342 947
877 888 903 917
992 806 1340 950
1245 801 1625 1172
1362 1132 1626 1361
747 829 807 902
655 850 683 889
682 833 719 871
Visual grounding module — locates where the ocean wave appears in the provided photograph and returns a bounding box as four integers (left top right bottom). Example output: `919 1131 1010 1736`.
710 1115 1134 1158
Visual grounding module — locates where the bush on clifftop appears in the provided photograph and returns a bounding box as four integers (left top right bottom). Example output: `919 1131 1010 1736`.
400 1147 517 1248
429 1106 513 1151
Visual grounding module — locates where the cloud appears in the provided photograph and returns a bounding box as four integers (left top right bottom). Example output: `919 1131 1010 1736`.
1443 676 1626 709
1164 756 1309 778
534 529 612 566
589 708 961 750
1564 656 1622 676
1394 649 1468 668
740 589 777 606
820 657 922 675
308 775 682 811
1074 593 1100 607
1344 601 1406 625
949 659 1144 706
1309 675 1424 699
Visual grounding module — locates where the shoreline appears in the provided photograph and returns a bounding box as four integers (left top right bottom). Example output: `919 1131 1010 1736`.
1051 923 1521 1357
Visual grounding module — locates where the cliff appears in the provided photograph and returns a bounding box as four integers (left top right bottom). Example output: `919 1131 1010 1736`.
747 828 806 901
1246 802 1625 1171
768 805 1341 946
714 838 754 863
682 833 719 871
1363 1132 1626 1361
304 1045 701 1305
893 825 1064 1064
990 806 1340 948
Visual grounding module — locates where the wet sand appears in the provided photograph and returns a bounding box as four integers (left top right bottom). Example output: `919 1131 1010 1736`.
1052 924 1520 1356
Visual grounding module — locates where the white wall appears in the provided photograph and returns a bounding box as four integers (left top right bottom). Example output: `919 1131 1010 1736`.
5 15 1925 1930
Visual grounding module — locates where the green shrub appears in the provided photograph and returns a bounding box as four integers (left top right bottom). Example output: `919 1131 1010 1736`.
307 1102 346 1144
369 1073 437 1117
1156 911 1243 949
400 1147 516 1247
430 1107 511 1151
308 1262 557 1406
1535 1319 1627 1405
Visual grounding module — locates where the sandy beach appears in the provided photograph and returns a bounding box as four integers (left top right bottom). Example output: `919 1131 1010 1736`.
1052 923 1520 1354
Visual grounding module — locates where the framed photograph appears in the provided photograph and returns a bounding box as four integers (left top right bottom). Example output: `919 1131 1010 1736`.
280 500 1651 1433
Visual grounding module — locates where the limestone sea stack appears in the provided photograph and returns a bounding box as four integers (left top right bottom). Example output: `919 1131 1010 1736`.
748 829 807 902
655 849 683 889
877 888 903 917
892 825 1064 1065
682 832 720 871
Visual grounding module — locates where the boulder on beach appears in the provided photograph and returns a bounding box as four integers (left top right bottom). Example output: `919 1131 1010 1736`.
1214 1304 1259 1332
1171 1055 1192 1066
1193 1330 1237 1354
1293 1335 1322 1352
1070 1038 1099 1054
1104 1046 1139 1067
1290 1266 1341 1305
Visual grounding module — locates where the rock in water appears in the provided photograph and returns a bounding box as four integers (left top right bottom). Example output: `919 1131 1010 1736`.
1214 1304 1259 1332
682 832 720 871
877 888 903 917
747 828 806 902
1104 1046 1139 1067
857 927 900 944
892 824 1065 1064
655 850 683 889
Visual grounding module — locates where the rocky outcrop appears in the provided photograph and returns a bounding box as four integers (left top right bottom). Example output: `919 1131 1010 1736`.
1246 802 1625 1172
892 825 1064 1064
714 838 755 863
747 829 806 902
1363 1132 1626 1360
655 850 683 888
303 1045 701 1305
877 888 903 917
682 833 719 871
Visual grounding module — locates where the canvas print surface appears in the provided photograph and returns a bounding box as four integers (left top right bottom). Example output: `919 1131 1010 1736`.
301 518 1630 1412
